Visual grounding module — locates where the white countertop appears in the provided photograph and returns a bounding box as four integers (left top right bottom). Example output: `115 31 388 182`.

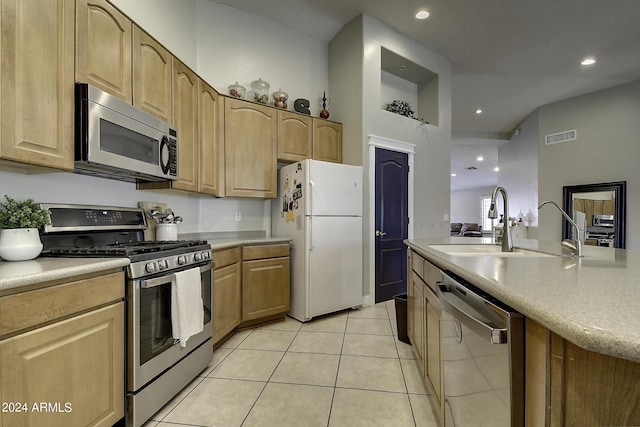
405 237 640 363
0 257 130 296
207 237 291 251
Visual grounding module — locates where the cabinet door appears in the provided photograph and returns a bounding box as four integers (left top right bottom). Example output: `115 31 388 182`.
213 261 242 345
225 98 277 198
312 119 342 163
76 0 132 102
242 257 290 321
199 80 223 196
171 59 198 192
410 270 425 363
0 0 74 170
133 25 172 122
424 283 443 412
0 303 124 427
278 110 312 162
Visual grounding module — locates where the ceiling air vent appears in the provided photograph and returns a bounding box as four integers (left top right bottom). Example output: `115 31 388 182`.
545 129 577 145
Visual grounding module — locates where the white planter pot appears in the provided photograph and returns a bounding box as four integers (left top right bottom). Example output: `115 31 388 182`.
0 228 43 261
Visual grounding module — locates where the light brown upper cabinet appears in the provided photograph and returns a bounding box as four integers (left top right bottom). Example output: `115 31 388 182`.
199 81 224 196
170 59 198 192
224 98 277 198
277 110 312 162
0 0 74 171
76 0 132 102
132 25 172 122
312 118 342 163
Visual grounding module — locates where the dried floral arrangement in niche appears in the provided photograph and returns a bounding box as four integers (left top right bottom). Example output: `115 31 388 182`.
385 100 428 124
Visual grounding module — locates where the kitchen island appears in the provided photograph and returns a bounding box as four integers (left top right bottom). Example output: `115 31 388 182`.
405 237 640 426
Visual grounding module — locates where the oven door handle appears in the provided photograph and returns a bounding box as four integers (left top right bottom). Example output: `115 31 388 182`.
140 263 213 289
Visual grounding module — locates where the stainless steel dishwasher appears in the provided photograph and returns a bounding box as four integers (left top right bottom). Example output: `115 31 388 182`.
437 271 524 427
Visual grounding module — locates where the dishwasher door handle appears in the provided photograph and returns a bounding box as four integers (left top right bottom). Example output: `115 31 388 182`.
437 283 508 344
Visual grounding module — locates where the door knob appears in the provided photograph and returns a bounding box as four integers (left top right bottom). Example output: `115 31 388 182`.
375 230 387 237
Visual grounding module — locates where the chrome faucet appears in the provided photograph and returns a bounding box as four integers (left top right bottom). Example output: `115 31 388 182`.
488 186 513 252
538 200 584 257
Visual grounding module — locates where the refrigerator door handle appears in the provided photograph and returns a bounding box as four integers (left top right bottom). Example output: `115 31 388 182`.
309 180 314 216
309 180 314 251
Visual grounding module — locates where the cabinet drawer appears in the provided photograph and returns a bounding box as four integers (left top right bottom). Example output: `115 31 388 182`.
424 259 442 293
242 244 290 261
213 246 241 269
412 253 425 278
0 271 124 337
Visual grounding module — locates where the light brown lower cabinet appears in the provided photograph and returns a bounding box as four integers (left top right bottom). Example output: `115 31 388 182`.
525 317 640 427
241 244 290 322
212 247 242 345
0 270 125 427
407 249 444 426
212 244 291 346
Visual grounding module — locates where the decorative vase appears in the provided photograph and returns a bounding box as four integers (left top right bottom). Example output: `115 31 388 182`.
318 90 331 119
0 228 43 261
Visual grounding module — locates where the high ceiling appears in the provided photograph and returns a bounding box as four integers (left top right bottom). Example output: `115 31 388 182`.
209 0 640 189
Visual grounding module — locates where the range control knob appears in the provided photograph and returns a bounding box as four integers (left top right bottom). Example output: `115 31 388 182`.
177 255 187 265
194 252 202 262
145 262 156 273
158 259 168 270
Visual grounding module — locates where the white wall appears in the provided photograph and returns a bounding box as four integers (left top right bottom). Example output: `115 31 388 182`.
360 15 452 240
329 15 452 304
450 186 494 225
498 110 539 235
538 79 640 249
110 0 198 69
0 170 202 232
195 1 328 117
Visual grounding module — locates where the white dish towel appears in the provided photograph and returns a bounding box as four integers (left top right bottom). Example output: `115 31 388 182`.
171 267 204 348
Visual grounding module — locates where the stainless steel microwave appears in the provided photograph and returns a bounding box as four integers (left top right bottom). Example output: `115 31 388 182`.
75 83 178 182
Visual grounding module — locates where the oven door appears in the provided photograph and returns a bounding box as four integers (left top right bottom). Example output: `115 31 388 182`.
127 262 213 392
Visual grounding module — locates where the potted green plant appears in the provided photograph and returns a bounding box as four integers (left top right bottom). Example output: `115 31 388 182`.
0 196 50 261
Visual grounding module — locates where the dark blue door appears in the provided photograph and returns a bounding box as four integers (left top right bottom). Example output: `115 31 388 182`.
375 148 409 303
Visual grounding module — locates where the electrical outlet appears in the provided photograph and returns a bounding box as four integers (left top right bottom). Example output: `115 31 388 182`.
234 211 242 221
443 213 449 221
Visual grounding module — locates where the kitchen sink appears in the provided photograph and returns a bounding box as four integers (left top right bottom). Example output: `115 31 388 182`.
428 244 555 257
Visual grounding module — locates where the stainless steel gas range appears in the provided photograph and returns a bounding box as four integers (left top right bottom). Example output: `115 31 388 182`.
39 204 213 427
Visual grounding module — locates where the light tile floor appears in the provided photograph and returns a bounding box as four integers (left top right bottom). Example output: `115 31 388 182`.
143 300 438 427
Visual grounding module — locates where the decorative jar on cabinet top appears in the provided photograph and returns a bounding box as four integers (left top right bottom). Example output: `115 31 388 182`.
228 82 246 99
272 89 289 109
251 78 270 104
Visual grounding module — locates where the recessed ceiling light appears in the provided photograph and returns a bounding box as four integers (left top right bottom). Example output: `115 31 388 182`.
475 109 483 114
451 173 457 177
581 57 596 66
477 156 484 162
494 167 500 172
415 10 430 19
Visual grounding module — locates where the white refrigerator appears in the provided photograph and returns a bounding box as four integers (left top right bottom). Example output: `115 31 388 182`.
272 159 363 322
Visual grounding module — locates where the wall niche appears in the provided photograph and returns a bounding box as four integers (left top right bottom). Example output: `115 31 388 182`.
380 47 439 126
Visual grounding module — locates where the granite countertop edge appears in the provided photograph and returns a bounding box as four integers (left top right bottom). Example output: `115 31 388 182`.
405 237 640 363
0 258 130 296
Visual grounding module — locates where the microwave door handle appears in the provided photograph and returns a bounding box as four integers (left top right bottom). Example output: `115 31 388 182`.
140 264 213 289
160 135 170 174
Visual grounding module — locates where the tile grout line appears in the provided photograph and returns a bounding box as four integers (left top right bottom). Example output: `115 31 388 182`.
239 321 304 426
